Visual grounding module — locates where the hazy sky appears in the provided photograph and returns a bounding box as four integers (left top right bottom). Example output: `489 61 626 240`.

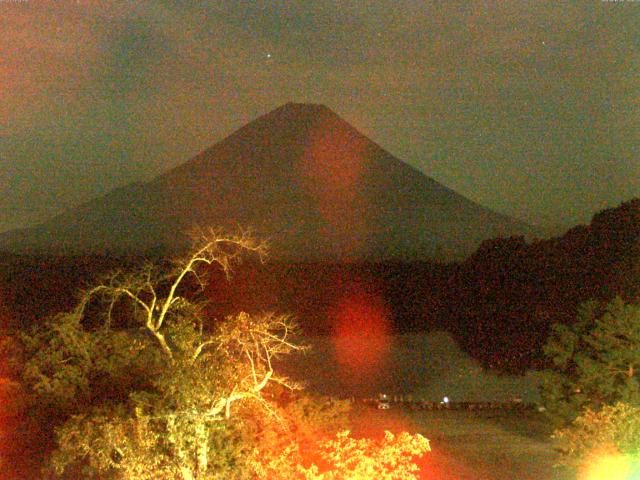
1 0 639 234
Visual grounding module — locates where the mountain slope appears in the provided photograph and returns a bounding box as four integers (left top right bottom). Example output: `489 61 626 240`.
0 103 532 260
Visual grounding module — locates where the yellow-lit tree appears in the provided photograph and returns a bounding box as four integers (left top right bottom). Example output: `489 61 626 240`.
18 229 304 479
14 228 432 479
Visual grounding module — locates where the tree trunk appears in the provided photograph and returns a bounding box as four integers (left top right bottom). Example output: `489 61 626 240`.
180 466 194 480
196 423 209 476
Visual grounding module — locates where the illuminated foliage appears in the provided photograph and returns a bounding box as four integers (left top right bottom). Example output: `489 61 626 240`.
553 402 640 476
9 229 432 478
540 297 640 424
253 429 430 480
258 393 353 449
16 229 306 479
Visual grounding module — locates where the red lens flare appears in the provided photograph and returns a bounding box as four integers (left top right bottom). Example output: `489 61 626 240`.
298 115 370 256
330 280 391 386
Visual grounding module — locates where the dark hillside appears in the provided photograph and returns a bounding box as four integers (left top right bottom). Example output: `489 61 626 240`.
1 199 638 375
0 103 531 261
441 198 640 371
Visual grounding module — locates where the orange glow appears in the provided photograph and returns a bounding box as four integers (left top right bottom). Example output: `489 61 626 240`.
350 406 450 479
298 114 370 257
330 280 391 385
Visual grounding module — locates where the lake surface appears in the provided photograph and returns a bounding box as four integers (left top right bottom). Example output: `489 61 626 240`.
278 331 543 401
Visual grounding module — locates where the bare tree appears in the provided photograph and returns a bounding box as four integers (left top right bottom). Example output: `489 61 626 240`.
20 228 305 479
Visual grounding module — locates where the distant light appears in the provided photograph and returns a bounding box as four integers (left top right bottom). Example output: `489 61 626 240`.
266 53 272 59
443 396 449 404
580 453 638 480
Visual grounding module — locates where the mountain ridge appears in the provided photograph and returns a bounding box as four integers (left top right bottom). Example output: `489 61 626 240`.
0 103 533 260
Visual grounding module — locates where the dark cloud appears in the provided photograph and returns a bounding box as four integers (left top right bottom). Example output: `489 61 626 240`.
0 0 638 233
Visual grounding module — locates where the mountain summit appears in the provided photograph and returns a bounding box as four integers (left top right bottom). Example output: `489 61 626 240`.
0 103 532 260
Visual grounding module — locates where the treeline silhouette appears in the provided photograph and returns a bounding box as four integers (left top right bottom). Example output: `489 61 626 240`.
1 199 638 373
442 198 640 371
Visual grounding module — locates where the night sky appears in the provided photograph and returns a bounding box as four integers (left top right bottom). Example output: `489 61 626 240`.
1 1 639 234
